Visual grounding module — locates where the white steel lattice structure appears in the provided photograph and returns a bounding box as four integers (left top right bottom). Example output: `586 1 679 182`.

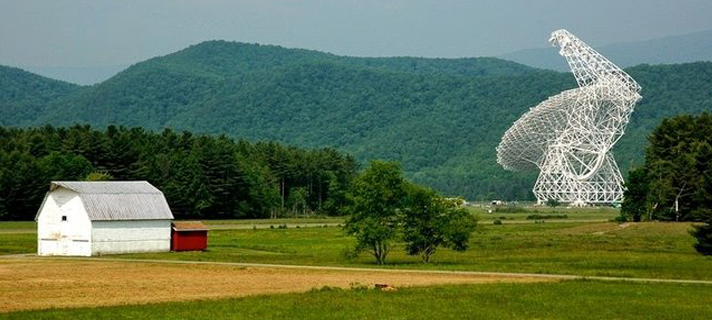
496 30 642 205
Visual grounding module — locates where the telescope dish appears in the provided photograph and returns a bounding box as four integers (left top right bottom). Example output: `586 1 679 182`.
496 30 641 205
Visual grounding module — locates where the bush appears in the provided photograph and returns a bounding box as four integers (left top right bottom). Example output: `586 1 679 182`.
493 206 530 214
545 199 561 207
526 214 568 220
691 221 712 255
493 219 503 225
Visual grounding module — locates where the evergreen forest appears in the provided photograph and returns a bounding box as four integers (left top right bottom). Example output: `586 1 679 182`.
0 125 356 221
621 113 712 222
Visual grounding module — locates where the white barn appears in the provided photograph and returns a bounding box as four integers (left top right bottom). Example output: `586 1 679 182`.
36 181 174 256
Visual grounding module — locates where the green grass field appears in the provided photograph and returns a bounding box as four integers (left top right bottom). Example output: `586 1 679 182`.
111 221 712 280
4 281 711 320
2 217 710 280
0 221 35 230
0 233 34 255
2 212 712 319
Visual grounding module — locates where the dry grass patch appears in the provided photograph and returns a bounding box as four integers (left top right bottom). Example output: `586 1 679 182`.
0 258 549 312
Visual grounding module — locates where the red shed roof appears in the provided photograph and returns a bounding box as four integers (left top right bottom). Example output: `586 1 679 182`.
172 221 209 231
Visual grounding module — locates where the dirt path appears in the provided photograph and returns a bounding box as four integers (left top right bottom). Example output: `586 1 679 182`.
0 258 549 313
592 222 631 235
67 256 712 284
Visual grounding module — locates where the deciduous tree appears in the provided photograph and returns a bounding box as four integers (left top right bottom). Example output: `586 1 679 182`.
402 184 477 263
344 161 406 264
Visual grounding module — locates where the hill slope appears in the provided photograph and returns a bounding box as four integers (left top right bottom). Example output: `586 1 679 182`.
1 41 711 200
0 65 83 126
500 29 712 71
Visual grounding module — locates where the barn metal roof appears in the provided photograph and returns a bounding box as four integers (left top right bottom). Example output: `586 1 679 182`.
45 181 174 221
51 181 163 194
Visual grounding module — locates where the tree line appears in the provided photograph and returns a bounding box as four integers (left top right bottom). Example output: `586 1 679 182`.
620 113 712 254
621 113 712 222
0 125 356 220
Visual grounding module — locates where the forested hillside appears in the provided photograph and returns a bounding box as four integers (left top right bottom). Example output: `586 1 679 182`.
1 41 711 200
0 65 82 126
0 126 356 221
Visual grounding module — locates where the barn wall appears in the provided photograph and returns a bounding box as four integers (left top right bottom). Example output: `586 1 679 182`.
91 220 171 255
171 230 209 251
37 188 92 256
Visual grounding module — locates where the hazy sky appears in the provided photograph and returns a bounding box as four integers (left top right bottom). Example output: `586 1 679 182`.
2 0 712 68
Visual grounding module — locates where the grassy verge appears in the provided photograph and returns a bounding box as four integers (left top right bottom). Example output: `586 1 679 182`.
0 221 35 230
4 281 711 319
0 233 34 255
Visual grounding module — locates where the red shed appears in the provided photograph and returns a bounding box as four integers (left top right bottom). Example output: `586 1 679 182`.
171 221 209 251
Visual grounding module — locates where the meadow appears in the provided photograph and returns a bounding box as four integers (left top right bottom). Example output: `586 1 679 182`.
2 208 711 319
115 220 711 280
3 207 709 280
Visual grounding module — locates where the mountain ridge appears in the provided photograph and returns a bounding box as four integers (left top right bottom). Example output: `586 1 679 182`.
2 41 711 200
500 29 712 71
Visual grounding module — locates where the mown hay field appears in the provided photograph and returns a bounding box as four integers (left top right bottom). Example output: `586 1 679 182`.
0 259 547 313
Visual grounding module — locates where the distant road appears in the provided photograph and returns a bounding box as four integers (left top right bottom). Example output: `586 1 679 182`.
208 222 342 230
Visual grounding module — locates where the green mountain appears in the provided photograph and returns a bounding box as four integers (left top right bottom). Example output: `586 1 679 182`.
2 41 711 200
0 65 82 125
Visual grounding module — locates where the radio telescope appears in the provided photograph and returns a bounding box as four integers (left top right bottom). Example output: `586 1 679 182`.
496 30 641 206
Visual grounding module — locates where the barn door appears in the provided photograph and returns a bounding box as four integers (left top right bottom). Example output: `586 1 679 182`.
59 209 71 255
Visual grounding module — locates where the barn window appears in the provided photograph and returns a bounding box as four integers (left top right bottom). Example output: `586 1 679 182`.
61 215 67 221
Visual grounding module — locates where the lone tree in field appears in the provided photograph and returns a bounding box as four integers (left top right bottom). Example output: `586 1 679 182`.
402 184 477 263
344 161 407 264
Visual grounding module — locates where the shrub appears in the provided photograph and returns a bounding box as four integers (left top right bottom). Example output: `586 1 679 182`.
526 214 568 220
691 220 712 255
545 199 561 207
